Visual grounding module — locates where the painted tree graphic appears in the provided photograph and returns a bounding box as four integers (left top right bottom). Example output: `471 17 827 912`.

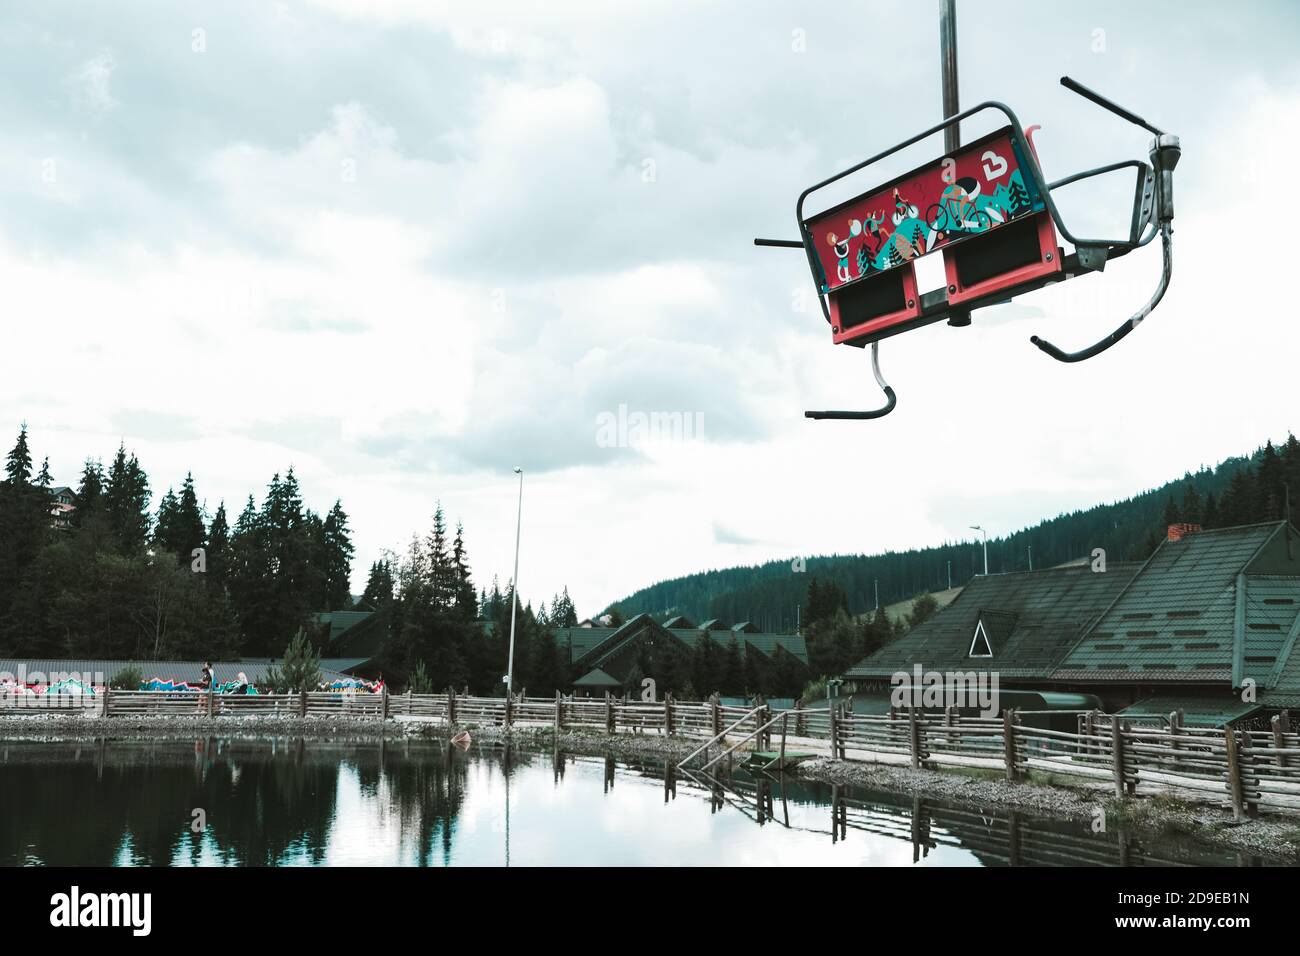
1006 175 1031 216
857 244 872 276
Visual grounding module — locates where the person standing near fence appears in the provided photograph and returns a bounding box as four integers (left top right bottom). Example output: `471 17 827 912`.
196 661 213 714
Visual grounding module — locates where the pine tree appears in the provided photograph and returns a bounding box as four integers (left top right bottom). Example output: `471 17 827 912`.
1258 440 1285 520
74 459 105 526
863 606 894 656
206 502 231 589
103 444 151 555
450 520 477 620
1180 481 1204 525
176 473 206 559
322 500 355 609
360 557 396 609
1203 492 1221 529
0 427 52 616
550 587 578 627
154 487 180 556
4 424 33 485
426 503 453 612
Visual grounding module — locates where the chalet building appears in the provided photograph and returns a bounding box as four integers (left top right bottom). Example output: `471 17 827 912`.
843 521 1300 728
48 485 76 530
553 613 809 695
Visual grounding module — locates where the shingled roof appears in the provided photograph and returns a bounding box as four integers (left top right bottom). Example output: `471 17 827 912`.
556 615 809 669
844 563 1140 681
1052 522 1300 688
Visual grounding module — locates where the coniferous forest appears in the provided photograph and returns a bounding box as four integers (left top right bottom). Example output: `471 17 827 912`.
0 425 586 696
6 426 1300 697
609 436 1300 630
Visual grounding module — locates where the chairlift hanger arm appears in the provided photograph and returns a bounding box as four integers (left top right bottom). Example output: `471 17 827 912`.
1030 223 1172 363
1059 76 1165 137
805 341 897 420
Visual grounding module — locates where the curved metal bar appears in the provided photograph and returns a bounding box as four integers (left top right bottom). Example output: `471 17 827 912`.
805 341 898 420
1029 224 1172 363
1047 158 1146 192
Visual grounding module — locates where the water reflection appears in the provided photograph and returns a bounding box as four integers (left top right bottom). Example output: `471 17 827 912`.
0 737 1276 867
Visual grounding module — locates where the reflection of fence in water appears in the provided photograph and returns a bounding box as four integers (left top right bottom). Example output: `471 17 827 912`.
8 691 1300 820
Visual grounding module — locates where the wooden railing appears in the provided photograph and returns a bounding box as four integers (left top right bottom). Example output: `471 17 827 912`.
5 689 1300 817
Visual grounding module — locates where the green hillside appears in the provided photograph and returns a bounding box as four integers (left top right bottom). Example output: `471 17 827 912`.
608 436 1300 628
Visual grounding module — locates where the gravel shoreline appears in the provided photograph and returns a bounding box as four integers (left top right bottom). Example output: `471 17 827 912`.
5 714 1298 861
0 713 422 741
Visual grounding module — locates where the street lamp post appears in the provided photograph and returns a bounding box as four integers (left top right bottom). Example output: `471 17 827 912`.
506 467 524 696
970 524 988 576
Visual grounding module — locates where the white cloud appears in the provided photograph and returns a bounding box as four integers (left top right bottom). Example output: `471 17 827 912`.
4 0 1300 618
70 50 118 115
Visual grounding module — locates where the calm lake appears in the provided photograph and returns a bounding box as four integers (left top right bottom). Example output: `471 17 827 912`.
0 736 1272 867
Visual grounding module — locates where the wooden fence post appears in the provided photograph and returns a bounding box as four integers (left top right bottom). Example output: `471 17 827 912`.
1003 709 1018 782
1224 725 1245 821
664 694 674 736
381 686 389 721
405 688 412 716
101 686 111 718
1167 710 1182 773
944 705 955 747
711 694 721 737
605 691 615 734
554 690 562 734
1238 728 1259 819
909 705 921 769
505 692 513 729
829 704 839 760
1272 714 1288 769
207 685 214 719
1110 717 1126 796
795 698 805 736
299 688 307 718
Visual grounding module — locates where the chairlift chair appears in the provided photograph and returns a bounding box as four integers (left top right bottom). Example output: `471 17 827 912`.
757 77 1181 419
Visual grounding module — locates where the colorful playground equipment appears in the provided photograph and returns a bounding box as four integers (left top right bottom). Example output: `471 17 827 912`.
138 677 259 694
44 678 96 696
323 677 383 693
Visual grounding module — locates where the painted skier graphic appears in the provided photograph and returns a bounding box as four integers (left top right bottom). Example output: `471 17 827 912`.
806 129 1044 293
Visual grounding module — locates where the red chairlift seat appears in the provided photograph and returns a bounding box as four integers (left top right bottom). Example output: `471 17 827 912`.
757 77 1181 420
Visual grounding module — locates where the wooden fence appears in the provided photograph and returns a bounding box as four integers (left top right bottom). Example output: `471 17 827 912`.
5 688 1300 817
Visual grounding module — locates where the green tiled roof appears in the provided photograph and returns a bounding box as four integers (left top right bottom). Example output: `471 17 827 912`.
559 613 809 680
1053 523 1300 686
554 627 618 662
316 610 374 644
1114 695 1263 728
573 667 621 688
844 564 1139 680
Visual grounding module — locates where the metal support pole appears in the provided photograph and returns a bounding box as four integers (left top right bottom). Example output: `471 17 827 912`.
506 467 524 696
940 0 972 328
940 0 960 152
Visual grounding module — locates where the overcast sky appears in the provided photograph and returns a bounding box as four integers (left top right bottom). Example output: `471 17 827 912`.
3 0 1299 617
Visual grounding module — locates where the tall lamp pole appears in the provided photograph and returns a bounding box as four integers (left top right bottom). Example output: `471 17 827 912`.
506 466 524 696
970 525 988 576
